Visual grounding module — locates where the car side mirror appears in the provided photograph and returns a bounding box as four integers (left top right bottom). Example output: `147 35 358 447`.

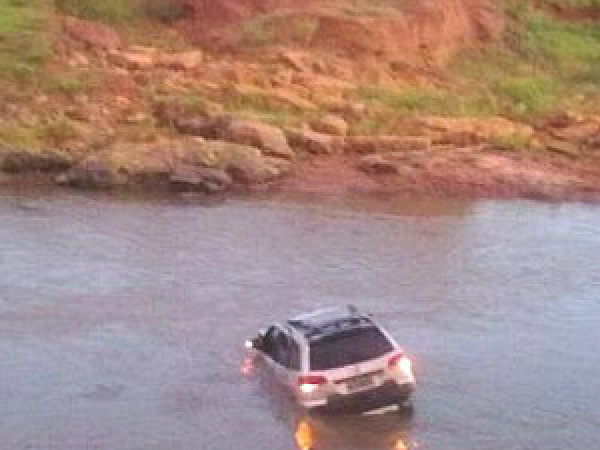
245 334 265 350
252 336 264 350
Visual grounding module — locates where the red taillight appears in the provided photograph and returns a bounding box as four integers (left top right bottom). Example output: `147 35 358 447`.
297 375 327 394
389 353 412 372
388 353 403 367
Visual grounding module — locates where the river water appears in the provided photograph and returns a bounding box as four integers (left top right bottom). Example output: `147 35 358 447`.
0 189 599 450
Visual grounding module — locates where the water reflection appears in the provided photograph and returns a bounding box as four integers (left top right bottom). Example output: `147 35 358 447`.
244 351 415 450
292 413 414 450
394 439 408 450
295 420 314 450
254 191 474 218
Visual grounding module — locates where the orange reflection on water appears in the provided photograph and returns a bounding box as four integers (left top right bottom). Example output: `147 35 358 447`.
240 356 254 376
295 420 314 450
394 438 408 450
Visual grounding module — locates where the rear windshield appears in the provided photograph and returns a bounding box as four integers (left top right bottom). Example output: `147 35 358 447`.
309 326 394 370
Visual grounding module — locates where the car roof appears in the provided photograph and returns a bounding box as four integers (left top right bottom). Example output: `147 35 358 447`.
286 306 375 341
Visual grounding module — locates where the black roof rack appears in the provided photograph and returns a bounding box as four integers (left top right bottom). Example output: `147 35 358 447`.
287 307 374 340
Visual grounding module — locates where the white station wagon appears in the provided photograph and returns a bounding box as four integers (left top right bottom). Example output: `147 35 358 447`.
246 307 416 412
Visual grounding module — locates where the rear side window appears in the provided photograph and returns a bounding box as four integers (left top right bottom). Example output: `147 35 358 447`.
309 327 394 370
288 339 301 371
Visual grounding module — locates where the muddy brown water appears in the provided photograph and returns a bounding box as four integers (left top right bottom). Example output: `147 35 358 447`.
0 189 599 450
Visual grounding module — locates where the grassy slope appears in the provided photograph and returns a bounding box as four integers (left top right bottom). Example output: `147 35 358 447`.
0 0 49 80
352 2 600 133
0 0 53 148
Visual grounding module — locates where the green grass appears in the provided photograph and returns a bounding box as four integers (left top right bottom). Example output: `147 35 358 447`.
0 123 41 149
0 0 50 80
355 85 498 117
54 0 133 23
240 16 277 46
150 91 218 118
54 0 184 24
539 0 600 8
491 132 534 152
0 115 78 149
224 90 310 128
44 73 97 95
496 76 558 114
445 6 600 118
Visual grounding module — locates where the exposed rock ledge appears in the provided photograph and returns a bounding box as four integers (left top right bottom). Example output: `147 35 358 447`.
1 113 600 202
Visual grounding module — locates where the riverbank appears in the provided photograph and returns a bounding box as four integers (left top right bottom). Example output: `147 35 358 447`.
2 111 600 202
1 0 599 202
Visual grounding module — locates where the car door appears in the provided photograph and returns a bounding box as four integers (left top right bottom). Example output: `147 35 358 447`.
262 325 296 385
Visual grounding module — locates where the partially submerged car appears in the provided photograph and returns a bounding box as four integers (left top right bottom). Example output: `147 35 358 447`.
245 306 415 412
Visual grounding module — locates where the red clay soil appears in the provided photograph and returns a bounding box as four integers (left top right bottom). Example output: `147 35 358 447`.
279 152 600 202
178 0 503 66
178 0 301 23
543 3 600 21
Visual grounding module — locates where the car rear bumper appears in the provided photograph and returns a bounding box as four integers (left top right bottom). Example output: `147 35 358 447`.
311 381 414 413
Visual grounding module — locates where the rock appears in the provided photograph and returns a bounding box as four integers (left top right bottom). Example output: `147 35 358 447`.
270 70 294 87
173 116 233 139
548 122 600 144
115 96 131 109
59 138 289 191
0 149 73 173
109 51 155 70
270 88 318 111
286 129 340 154
223 119 294 159
344 136 431 154
154 98 225 125
544 111 586 128
64 17 122 51
60 156 126 189
311 115 348 136
170 165 232 192
178 139 288 184
358 154 403 174
263 156 292 174
194 141 284 183
123 112 151 124
278 50 310 72
70 52 89 67
230 81 264 95
157 50 204 71
544 139 582 157
419 117 534 145
292 73 356 92
326 101 368 120
60 141 176 189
